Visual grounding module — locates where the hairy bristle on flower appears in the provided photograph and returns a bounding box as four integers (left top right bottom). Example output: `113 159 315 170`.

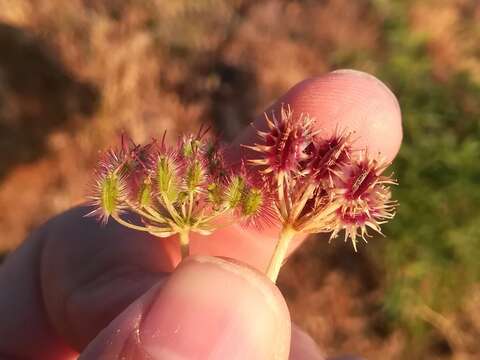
185 159 206 192
305 131 351 185
245 105 314 175
156 152 180 203
204 140 229 182
237 183 275 227
103 134 158 205
225 161 276 228
86 168 127 224
180 133 203 159
241 187 263 217
225 175 245 209
332 156 397 250
137 180 152 207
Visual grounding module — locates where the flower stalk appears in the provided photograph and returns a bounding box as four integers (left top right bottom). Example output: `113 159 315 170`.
179 229 190 259
266 225 296 282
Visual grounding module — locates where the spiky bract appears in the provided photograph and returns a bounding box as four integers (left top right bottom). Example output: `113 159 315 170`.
248 105 397 250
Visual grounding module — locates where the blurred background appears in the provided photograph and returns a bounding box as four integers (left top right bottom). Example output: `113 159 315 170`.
0 0 479 358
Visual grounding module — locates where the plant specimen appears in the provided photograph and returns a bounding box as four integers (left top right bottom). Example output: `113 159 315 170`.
87 105 397 282
87 131 271 259
246 106 397 282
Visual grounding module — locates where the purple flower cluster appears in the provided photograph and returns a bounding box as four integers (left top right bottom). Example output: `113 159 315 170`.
248 106 397 251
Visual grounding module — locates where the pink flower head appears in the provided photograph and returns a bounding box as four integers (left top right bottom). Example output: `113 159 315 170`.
304 131 352 185
247 106 398 251
246 105 314 175
332 155 397 250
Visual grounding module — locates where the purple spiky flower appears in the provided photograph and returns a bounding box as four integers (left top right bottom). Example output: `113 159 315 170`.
332 155 397 250
245 105 314 175
245 105 398 281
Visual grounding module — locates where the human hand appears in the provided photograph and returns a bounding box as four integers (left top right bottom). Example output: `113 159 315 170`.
0 70 402 360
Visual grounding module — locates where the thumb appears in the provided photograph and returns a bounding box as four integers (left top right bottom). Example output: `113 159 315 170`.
79 256 291 360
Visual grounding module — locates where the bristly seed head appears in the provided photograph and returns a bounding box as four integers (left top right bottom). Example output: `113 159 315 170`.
332 155 397 250
225 175 245 209
137 180 152 208
245 105 314 175
185 159 206 192
87 167 128 224
156 153 180 203
247 105 398 250
304 131 351 185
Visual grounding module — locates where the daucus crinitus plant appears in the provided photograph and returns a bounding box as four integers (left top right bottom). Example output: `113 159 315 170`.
245 106 397 282
86 104 397 283
87 130 271 259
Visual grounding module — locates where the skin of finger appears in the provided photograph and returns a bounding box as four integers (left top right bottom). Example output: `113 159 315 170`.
40 207 173 350
0 71 402 356
79 257 291 360
0 230 75 360
0 210 321 360
290 324 325 360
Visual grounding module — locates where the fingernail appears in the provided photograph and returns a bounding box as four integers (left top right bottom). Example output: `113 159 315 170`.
140 256 291 359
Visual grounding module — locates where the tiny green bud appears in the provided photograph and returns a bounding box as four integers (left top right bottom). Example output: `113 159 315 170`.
101 171 122 217
241 187 263 217
157 156 179 203
138 180 152 207
186 160 204 192
182 138 201 158
226 176 245 208
207 183 224 207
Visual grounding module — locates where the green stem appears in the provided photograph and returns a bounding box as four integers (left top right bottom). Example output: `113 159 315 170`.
179 229 190 259
160 194 182 224
187 191 194 221
266 225 297 283
112 214 151 232
125 202 166 223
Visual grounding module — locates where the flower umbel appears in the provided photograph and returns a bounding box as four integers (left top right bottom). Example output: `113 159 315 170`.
87 132 267 259
246 105 397 282
86 105 397 281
